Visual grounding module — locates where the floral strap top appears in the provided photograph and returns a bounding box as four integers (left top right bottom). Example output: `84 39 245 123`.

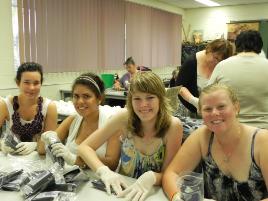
119 136 165 178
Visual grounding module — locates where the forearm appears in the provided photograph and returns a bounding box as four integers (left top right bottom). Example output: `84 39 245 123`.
77 144 104 172
75 156 88 168
153 172 163 186
37 137 45 155
162 171 178 200
99 155 119 171
188 96 199 109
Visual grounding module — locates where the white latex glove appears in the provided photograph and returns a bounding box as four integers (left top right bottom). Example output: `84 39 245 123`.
41 131 58 144
0 139 15 154
96 165 128 195
51 142 76 165
15 142 37 155
118 171 156 201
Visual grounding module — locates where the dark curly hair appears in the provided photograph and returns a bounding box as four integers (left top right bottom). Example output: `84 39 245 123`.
72 72 105 100
235 30 263 54
16 62 43 84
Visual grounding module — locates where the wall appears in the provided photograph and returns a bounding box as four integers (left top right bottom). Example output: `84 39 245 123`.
0 0 16 94
183 3 268 42
0 0 179 100
127 0 185 16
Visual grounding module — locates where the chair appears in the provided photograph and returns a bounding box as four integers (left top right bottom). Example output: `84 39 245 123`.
165 86 181 113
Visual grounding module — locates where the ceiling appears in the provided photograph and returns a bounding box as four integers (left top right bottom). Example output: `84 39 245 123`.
158 0 268 9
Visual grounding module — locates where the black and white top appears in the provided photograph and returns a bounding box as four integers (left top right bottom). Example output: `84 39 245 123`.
202 129 267 201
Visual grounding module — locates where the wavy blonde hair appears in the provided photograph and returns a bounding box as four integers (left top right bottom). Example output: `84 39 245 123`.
126 72 172 138
198 83 240 112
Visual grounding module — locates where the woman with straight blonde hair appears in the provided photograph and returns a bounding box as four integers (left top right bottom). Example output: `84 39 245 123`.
78 71 183 201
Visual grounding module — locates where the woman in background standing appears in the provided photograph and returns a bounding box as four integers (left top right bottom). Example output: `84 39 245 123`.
176 39 233 114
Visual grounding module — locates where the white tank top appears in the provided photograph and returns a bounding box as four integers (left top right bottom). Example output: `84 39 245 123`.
65 105 122 157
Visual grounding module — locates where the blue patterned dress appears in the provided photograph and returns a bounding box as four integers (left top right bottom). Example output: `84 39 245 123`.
119 136 165 178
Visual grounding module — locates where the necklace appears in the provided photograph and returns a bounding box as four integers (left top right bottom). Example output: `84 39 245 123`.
223 152 232 163
218 125 241 163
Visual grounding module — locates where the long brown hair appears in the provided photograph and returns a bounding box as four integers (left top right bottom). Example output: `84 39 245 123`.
126 72 172 138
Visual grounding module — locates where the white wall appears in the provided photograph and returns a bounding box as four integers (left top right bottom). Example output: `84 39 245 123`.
127 0 185 16
0 0 16 92
184 3 268 42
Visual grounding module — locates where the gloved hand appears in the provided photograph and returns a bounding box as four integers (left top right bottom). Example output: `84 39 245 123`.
118 171 156 201
96 165 128 195
41 131 58 144
15 142 37 155
51 142 76 165
1 139 15 154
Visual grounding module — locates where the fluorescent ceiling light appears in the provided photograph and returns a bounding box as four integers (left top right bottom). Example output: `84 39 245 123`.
194 0 220 7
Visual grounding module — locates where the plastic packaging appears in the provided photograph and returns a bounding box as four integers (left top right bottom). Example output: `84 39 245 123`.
3 131 20 151
0 169 23 188
21 170 55 198
46 136 64 168
44 183 77 192
30 191 76 201
91 179 116 195
63 167 89 183
1 172 30 191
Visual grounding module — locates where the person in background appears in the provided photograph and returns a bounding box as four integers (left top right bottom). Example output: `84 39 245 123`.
114 57 151 90
42 73 122 169
176 39 233 114
169 69 180 88
78 71 183 201
0 62 57 155
163 84 268 201
180 30 268 129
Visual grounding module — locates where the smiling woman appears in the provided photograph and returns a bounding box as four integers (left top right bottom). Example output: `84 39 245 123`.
0 62 58 155
41 73 122 170
78 71 183 201
163 83 268 201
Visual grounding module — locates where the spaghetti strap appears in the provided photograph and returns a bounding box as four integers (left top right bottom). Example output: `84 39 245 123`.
251 128 261 164
207 132 214 154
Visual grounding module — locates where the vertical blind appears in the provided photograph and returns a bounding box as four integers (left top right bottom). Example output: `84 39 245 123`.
126 2 181 67
17 0 181 72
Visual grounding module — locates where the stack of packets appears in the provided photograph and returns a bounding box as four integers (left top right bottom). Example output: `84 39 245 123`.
0 163 89 201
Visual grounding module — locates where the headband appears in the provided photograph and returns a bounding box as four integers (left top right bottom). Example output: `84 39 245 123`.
77 76 101 95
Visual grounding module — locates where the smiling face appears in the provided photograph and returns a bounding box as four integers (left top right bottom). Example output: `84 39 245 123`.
17 71 42 99
200 89 240 134
72 84 100 117
132 91 160 123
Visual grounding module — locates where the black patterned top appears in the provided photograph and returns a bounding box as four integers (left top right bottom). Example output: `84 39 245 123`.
11 96 44 141
202 129 268 201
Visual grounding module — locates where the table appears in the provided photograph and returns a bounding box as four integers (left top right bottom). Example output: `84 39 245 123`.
105 89 127 101
0 152 168 201
104 89 127 107
59 88 127 108
59 89 72 102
